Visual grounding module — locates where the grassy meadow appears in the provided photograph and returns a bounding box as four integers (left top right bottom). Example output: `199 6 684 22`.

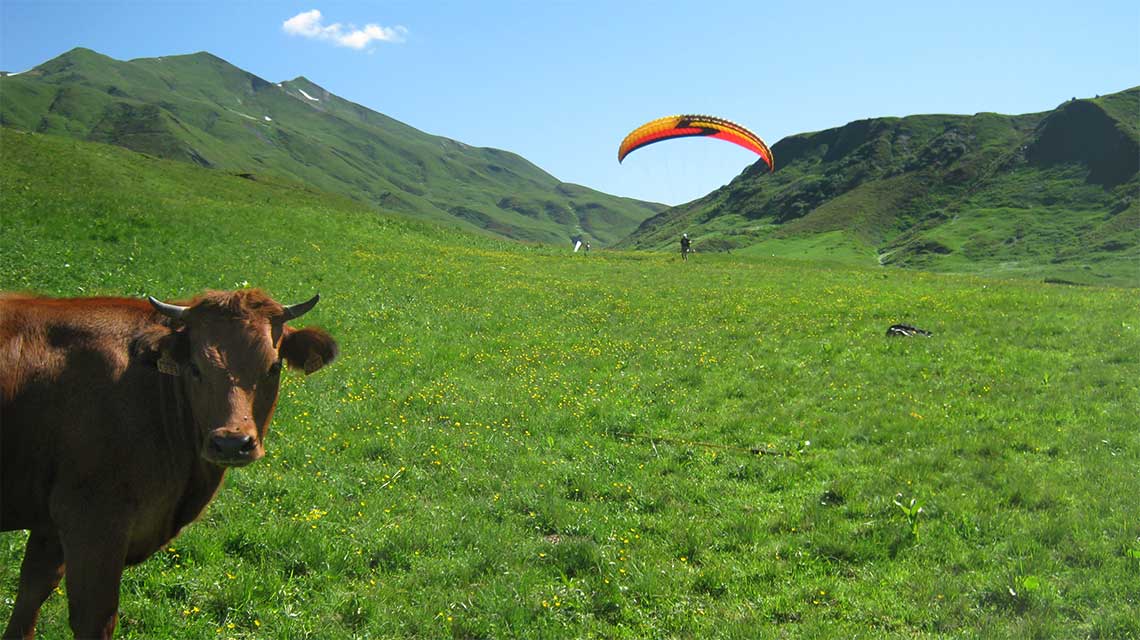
2 129 1139 639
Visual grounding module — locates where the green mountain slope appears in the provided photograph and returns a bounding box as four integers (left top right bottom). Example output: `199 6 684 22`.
617 88 1139 286
0 47 662 246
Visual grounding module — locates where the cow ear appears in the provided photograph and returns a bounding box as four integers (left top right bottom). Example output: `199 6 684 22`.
280 326 338 375
154 328 190 376
134 324 188 368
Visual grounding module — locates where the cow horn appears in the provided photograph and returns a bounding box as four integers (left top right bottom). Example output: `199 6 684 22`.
148 296 189 319
282 294 320 321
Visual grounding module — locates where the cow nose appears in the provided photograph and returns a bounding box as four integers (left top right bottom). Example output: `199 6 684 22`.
209 434 255 458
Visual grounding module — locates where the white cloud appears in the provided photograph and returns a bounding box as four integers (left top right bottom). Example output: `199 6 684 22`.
283 9 407 50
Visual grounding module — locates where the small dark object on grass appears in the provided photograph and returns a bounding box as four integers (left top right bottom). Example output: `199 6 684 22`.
887 324 932 337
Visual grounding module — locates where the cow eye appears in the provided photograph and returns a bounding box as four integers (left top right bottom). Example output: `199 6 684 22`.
188 362 202 380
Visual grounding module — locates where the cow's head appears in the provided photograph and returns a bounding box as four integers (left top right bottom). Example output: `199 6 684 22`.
148 290 338 467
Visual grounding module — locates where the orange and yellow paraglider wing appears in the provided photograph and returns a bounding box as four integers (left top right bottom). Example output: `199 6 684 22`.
618 115 689 162
617 114 774 172
698 116 774 171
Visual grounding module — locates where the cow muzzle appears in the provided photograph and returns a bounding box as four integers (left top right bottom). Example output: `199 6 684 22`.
204 430 263 467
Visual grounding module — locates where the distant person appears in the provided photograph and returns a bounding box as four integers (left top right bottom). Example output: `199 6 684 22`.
680 233 691 260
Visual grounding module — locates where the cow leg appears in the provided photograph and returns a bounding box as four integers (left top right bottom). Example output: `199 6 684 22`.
59 525 128 640
2 530 65 640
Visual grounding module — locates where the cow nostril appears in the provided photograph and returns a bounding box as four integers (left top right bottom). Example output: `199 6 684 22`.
210 434 255 457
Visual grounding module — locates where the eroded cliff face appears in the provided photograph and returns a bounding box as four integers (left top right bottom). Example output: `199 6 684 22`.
1026 99 1138 187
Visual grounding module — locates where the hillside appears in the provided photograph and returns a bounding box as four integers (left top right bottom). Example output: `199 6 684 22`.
618 88 1139 286
0 47 662 246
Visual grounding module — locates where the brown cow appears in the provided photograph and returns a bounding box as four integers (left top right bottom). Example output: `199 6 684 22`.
0 289 338 639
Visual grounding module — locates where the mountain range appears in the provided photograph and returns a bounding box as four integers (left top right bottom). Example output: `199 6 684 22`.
2 48 1136 285
0 47 662 246
617 88 1138 284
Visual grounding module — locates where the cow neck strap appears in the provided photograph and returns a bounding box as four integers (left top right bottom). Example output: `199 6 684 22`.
157 353 181 376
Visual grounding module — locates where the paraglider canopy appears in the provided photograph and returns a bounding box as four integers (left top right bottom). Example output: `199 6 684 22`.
618 114 774 172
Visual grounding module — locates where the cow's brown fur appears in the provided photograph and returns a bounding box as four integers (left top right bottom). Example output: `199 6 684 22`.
0 290 337 639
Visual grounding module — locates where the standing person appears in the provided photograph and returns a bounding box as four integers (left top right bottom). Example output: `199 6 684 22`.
680 233 691 260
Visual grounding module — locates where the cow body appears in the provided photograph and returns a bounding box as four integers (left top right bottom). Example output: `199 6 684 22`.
1 290 337 639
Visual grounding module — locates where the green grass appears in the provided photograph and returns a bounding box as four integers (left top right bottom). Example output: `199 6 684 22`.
2 129 1139 639
737 230 874 264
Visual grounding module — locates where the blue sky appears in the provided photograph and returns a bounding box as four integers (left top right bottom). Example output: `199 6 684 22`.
2 1 1137 205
